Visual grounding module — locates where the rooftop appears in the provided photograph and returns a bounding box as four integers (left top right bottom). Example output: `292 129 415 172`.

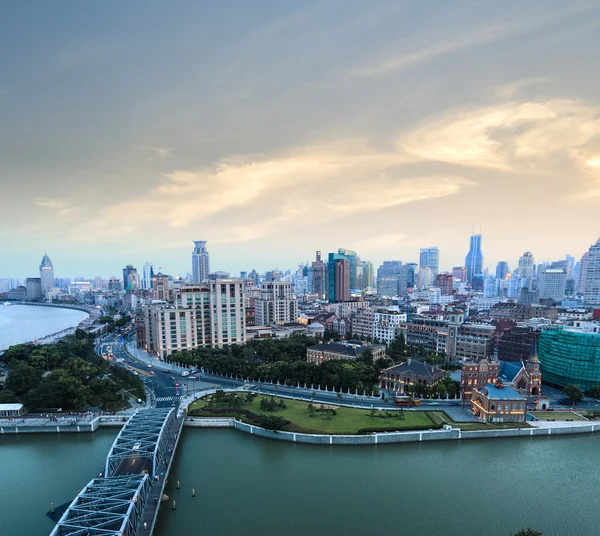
383 360 443 379
480 383 526 401
0 403 24 411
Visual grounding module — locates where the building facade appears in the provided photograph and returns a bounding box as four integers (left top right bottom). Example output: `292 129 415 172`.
191 240 210 283
470 383 527 423
379 359 445 394
255 281 299 326
465 234 484 284
307 341 385 364
583 237 600 306
39 253 54 296
419 247 440 277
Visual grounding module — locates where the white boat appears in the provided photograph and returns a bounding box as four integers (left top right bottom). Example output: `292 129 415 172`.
3 302 10 306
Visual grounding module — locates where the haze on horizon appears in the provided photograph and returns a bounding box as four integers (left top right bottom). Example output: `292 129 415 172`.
1 0 600 278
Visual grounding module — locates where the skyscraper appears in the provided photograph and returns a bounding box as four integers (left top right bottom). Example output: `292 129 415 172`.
465 234 484 284
495 261 509 280
362 261 374 288
328 253 350 302
517 252 535 290
39 253 54 296
452 266 467 283
419 247 439 276
583 237 600 306
578 251 589 294
142 261 154 290
122 265 139 292
337 248 358 290
192 240 210 282
376 261 403 296
311 251 325 298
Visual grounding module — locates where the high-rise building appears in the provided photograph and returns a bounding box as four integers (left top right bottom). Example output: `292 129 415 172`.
435 273 454 295
538 268 567 303
495 261 509 280
152 272 171 301
255 281 299 325
420 247 439 276
376 261 403 296
465 234 484 283
583 237 600 306
39 253 54 296
311 251 325 298
191 240 210 282
452 266 467 283
327 253 351 302
142 261 154 290
122 265 139 292
362 261 374 288
517 252 535 290
337 248 358 290
578 252 589 294
26 277 43 300
417 267 433 289
483 277 500 298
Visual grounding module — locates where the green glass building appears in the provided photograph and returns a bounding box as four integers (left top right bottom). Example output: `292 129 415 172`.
538 328 600 390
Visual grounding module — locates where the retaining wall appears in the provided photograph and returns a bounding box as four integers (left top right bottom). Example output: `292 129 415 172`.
0 416 128 434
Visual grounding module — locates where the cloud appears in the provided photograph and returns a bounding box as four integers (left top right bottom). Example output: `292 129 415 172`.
33 198 74 216
337 4 598 81
398 98 600 171
136 146 172 158
494 78 552 99
62 141 471 244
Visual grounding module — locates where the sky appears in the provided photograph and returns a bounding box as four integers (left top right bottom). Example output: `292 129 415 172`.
1 0 600 278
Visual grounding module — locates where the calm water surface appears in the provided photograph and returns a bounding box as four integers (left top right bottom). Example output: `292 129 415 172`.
3 429 600 536
0 304 88 350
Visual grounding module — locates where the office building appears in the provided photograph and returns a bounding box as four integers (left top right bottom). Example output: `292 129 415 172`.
517 251 535 290
337 248 358 290
539 327 600 390
452 266 467 283
122 265 139 292
362 261 374 288
26 277 43 300
376 261 403 296
417 267 433 289
311 251 325 298
191 240 210 283
420 247 440 276
39 253 54 296
495 261 509 280
498 327 539 362
255 281 298 325
152 272 171 301
483 277 500 298
142 261 154 290
435 273 453 295
538 268 567 303
465 234 484 283
583 237 600 306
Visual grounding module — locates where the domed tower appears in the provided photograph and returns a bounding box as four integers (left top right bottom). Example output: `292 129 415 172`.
525 338 542 396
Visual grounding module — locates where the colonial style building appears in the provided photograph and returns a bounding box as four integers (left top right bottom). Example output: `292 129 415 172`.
470 382 527 423
461 342 542 400
307 341 385 364
379 359 445 394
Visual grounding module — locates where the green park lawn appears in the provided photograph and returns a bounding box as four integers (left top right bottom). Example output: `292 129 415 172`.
532 411 586 421
188 394 437 434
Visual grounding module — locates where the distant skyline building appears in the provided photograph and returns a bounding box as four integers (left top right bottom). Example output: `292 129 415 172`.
583 237 600 306
419 247 440 276
255 281 298 325
39 253 54 296
452 266 467 283
465 234 484 284
538 268 567 303
362 261 374 288
328 253 350 303
142 261 154 290
435 273 453 295
376 261 403 296
192 240 210 282
495 261 509 280
517 251 535 290
310 251 325 298
122 264 139 292
337 248 358 290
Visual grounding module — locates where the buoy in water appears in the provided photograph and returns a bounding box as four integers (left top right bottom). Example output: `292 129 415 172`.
172 500 177 510
192 488 195 497
50 503 55 516
176 480 180 489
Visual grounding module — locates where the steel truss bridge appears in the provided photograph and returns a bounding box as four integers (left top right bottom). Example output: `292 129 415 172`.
50 408 180 536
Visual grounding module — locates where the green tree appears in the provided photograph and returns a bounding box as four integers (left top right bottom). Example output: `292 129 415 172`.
513 530 542 536
337 391 343 405
563 384 584 405
586 385 600 399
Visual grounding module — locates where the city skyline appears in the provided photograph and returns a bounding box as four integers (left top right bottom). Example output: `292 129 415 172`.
2 2 600 276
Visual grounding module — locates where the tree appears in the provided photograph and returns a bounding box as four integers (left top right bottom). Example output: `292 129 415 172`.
586 385 600 399
563 384 584 405
337 391 343 405
513 530 542 536
307 403 316 417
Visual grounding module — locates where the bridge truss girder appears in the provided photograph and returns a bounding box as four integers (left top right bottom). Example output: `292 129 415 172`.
49 474 150 536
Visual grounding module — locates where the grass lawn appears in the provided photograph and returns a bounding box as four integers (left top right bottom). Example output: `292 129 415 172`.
188 394 437 434
531 411 587 421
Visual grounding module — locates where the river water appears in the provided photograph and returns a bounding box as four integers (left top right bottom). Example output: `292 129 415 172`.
3 428 598 536
0 304 89 350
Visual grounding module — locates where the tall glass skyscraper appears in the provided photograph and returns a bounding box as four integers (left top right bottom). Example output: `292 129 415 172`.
495 261 509 280
419 247 439 276
192 240 210 282
465 234 484 284
337 248 358 290
39 253 54 296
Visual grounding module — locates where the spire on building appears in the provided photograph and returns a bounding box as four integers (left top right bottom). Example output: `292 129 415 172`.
528 339 539 363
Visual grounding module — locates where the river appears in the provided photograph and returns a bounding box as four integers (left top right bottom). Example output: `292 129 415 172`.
0 304 89 351
2 429 599 536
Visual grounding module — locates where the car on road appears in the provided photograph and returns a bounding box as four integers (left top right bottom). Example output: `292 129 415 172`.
132 442 141 451
147 363 152 368
170 376 175 380
149 371 156 376
181 371 190 377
